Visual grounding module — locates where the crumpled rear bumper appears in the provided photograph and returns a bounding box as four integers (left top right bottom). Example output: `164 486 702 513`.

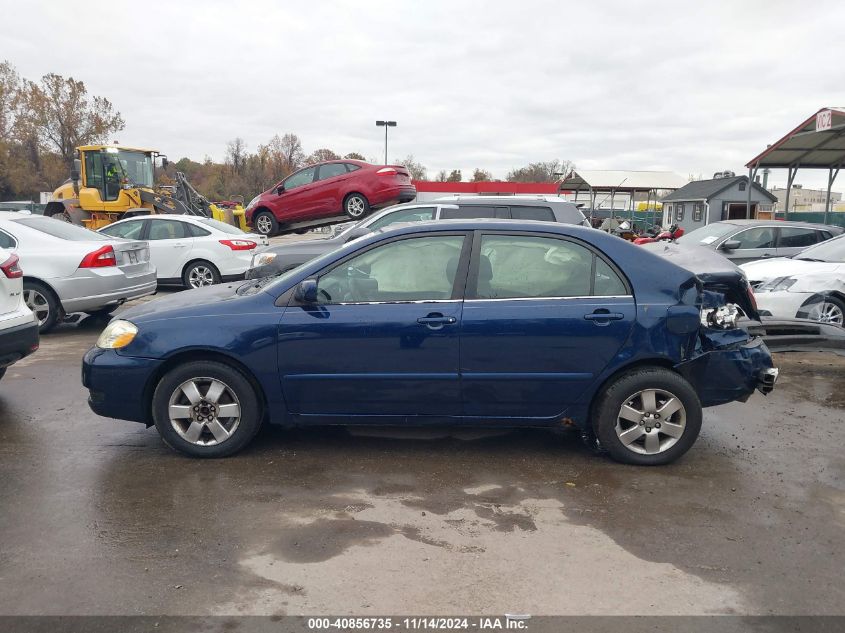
675 335 776 407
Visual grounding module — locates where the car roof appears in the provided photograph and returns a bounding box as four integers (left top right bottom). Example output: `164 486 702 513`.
108 214 205 224
433 195 572 204
716 219 842 231
373 218 592 236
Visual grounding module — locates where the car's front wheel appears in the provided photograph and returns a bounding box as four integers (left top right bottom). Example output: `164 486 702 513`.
152 360 263 457
805 296 845 326
253 211 279 237
593 367 702 465
343 193 370 219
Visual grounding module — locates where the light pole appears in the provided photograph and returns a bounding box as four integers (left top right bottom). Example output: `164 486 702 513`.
375 120 396 165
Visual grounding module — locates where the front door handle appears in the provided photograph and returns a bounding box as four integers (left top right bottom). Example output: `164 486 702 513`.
417 314 457 329
584 311 625 322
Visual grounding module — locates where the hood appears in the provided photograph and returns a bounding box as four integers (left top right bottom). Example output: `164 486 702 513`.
740 257 844 283
643 242 759 319
119 282 247 321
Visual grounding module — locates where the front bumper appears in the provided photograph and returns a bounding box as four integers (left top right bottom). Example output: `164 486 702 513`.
675 335 776 407
82 347 163 424
0 320 39 368
754 290 815 320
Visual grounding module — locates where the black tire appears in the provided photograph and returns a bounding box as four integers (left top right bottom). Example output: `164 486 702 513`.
23 280 62 333
182 260 221 289
253 211 279 237
0 367 6 382
806 295 845 326
152 360 263 458
343 193 370 219
592 367 702 466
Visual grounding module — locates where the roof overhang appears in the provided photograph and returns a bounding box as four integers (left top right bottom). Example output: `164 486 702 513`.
558 170 688 192
746 108 845 169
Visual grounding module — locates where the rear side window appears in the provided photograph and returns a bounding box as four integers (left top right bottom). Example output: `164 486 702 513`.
345 163 361 172
473 234 627 299
369 207 435 230
778 227 818 248
188 224 212 237
509 206 554 221
12 217 108 241
0 229 16 249
441 205 505 219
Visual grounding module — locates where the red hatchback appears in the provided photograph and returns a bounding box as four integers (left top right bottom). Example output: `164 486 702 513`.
245 160 417 236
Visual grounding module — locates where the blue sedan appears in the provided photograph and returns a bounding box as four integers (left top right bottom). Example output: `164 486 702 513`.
82 220 777 465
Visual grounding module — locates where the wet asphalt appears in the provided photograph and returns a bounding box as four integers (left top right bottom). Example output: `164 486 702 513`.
0 299 843 617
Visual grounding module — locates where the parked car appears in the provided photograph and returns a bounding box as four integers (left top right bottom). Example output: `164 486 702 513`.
740 233 845 325
245 160 417 237
0 247 39 381
99 215 268 289
246 196 588 278
83 220 776 465
674 219 842 264
0 212 157 333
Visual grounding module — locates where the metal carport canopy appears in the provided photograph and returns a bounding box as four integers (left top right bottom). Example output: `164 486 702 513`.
745 107 845 221
557 170 689 192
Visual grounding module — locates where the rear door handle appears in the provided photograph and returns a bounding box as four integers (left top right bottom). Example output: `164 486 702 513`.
584 312 625 322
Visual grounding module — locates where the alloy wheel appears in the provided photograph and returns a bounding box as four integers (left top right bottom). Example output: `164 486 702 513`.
167 377 242 446
23 289 50 326
807 301 844 326
346 196 366 217
255 215 273 235
188 266 215 288
615 388 687 455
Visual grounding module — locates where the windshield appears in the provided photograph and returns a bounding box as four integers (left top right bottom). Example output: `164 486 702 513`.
793 233 845 262
106 150 154 187
13 216 109 241
675 222 736 245
196 217 247 235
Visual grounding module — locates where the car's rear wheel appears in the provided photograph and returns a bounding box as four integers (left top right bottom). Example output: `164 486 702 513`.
593 367 702 465
152 360 262 457
253 211 278 237
343 193 370 219
23 280 61 333
805 296 845 326
183 260 221 289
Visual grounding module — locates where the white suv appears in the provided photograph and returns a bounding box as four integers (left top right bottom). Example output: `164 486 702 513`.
0 247 38 382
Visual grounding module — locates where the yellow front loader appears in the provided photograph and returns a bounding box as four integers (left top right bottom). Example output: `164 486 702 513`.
47 145 246 230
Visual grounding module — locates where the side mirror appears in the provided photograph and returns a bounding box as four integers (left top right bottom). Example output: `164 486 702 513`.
344 226 372 243
295 278 318 303
276 184 285 195
720 240 741 250
71 158 81 182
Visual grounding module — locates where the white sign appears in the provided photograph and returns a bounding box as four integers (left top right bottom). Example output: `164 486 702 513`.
816 109 832 131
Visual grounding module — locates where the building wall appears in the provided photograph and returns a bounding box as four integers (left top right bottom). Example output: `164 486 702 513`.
771 186 842 211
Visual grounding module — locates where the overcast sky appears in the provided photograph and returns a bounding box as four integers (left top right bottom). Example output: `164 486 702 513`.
4 0 844 188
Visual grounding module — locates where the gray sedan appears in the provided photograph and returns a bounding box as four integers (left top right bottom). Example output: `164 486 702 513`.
674 219 842 264
0 212 157 332
247 196 587 278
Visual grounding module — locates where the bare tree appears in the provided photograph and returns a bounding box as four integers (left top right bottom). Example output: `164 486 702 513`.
267 133 304 178
435 169 448 182
225 137 247 174
506 159 574 183
18 72 124 166
396 154 427 180
471 168 493 182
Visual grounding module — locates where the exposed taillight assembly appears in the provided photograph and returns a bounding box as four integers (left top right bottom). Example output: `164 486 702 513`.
79 245 117 268
220 239 257 251
376 167 398 176
746 284 758 311
0 253 23 279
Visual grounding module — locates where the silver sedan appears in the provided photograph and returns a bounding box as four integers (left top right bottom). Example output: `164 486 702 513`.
0 212 157 332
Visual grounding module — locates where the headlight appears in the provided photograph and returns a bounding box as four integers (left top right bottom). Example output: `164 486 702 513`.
96 319 138 349
251 252 277 267
246 195 261 210
758 276 797 293
700 304 740 329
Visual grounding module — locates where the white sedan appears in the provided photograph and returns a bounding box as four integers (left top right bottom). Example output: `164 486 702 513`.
740 233 845 326
100 215 268 289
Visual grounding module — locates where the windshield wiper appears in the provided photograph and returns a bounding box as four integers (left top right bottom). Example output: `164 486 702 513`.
794 257 825 262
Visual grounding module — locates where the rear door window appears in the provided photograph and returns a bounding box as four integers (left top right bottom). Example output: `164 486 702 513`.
777 227 818 248
441 205 506 219
317 164 348 181
509 206 555 221
148 219 189 240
